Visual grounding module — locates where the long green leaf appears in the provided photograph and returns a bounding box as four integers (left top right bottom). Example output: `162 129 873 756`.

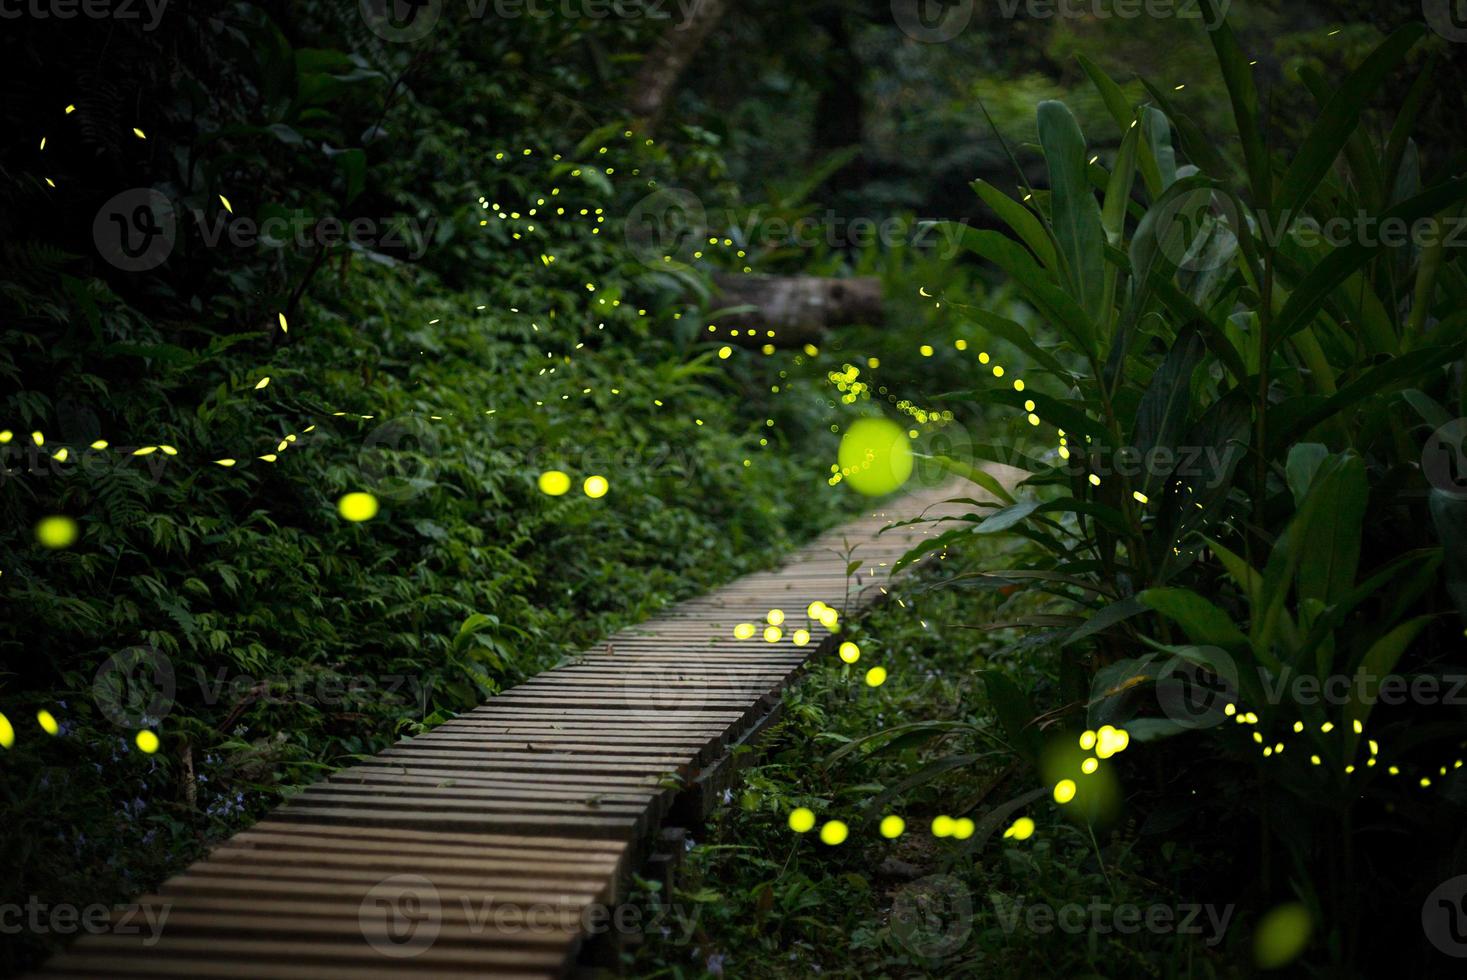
1276 25 1426 221
1038 101 1107 321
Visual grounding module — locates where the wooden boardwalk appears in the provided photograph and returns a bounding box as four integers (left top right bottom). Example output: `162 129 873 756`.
38 484 959 978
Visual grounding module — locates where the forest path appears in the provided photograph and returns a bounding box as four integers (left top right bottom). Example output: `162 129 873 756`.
37 482 964 979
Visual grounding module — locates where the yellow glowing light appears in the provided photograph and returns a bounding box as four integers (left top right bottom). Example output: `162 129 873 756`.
1253 903 1312 970
767 609 785 626
1004 817 1036 840
0 430 10 444
1088 474 1101 486
31 431 43 446
133 127 146 139
1078 730 1097 751
837 417 913 496
864 666 887 687
763 626 783 643
718 346 732 359
1053 779 1077 804
993 365 1005 378
1081 758 1099 775
135 730 160 753
931 815 955 837
1095 725 1129 759
90 440 108 450
838 641 861 663
880 815 905 838
37 710 58 735
337 492 380 522
952 818 975 840
254 377 270 390
278 313 288 333
819 820 849 845
220 195 233 213
788 807 816 833
919 345 934 357
807 601 828 619
35 516 79 549
538 470 572 496
0 713 12 749
214 459 236 467
1352 719 1363 734
583 475 609 498
792 629 811 646
733 623 756 640
819 607 840 630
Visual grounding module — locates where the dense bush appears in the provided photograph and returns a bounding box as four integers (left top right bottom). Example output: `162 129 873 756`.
893 6 1467 972
0 3 932 971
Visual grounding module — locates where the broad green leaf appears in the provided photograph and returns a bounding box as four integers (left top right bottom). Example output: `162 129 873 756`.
1063 595 1146 647
1131 324 1204 498
1293 452 1366 607
1038 101 1106 321
920 454 1017 505
946 224 1098 355
1138 588 1248 650
1284 443 1329 509
1198 0 1271 210
971 179 1058 271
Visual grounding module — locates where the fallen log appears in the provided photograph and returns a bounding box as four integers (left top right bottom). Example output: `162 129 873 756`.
710 273 884 347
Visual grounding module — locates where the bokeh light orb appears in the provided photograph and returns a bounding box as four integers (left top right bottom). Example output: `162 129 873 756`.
337 493 380 522
837 417 913 496
538 470 572 496
1253 902 1312 970
35 516 79 549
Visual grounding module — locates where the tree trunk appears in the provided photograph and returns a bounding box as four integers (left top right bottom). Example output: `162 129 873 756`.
626 0 730 130
711 273 884 346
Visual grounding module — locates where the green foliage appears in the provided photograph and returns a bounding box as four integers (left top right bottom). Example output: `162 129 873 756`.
899 11 1467 973
0 3 884 972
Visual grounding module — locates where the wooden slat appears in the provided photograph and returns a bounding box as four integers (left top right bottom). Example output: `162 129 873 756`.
37 485 962 977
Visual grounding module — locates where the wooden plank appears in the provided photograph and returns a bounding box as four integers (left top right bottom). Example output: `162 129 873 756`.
38 484 963 977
